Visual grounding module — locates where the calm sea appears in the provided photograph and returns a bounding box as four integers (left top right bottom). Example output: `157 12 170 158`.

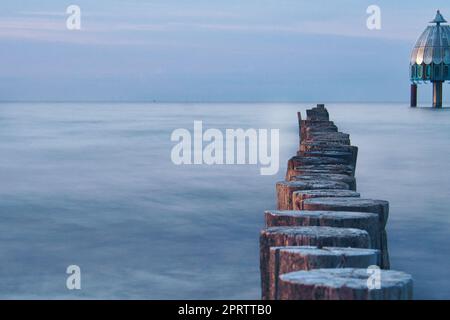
0 102 449 299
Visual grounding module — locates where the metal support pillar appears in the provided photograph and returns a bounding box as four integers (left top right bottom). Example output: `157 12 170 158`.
433 81 443 108
410 83 417 107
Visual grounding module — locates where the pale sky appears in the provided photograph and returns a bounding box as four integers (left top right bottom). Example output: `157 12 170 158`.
0 0 449 102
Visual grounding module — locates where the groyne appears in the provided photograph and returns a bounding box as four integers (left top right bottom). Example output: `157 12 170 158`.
260 104 413 300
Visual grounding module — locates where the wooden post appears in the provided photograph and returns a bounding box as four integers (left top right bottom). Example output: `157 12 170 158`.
264 210 380 250
268 247 381 300
276 180 350 210
292 189 360 210
301 197 389 228
297 111 302 148
301 197 390 269
286 164 355 180
278 268 413 300
260 226 370 300
290 173 357 191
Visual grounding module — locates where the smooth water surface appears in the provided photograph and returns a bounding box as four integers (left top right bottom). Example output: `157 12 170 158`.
0 102 449 299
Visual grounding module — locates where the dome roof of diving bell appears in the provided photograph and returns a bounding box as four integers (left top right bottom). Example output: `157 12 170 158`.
410 10 450 65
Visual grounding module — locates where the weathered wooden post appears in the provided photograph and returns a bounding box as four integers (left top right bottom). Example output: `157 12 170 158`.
278 268 413 300
292 189 360 210
276 180 350 210
286 164 355 180
290 173 357 191
268 247 381 300
265 210 380 250
260 226 370 300
301 197 390 269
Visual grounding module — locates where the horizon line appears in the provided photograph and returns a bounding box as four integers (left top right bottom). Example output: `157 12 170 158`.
0 100 414 104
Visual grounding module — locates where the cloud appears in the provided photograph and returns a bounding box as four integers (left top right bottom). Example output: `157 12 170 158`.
18 11 67 17
0 17 65 31
0 16 150 46
1 3 418 48
165 21 414 41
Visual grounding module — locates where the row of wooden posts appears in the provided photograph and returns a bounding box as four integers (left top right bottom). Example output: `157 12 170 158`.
259 104 413 300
